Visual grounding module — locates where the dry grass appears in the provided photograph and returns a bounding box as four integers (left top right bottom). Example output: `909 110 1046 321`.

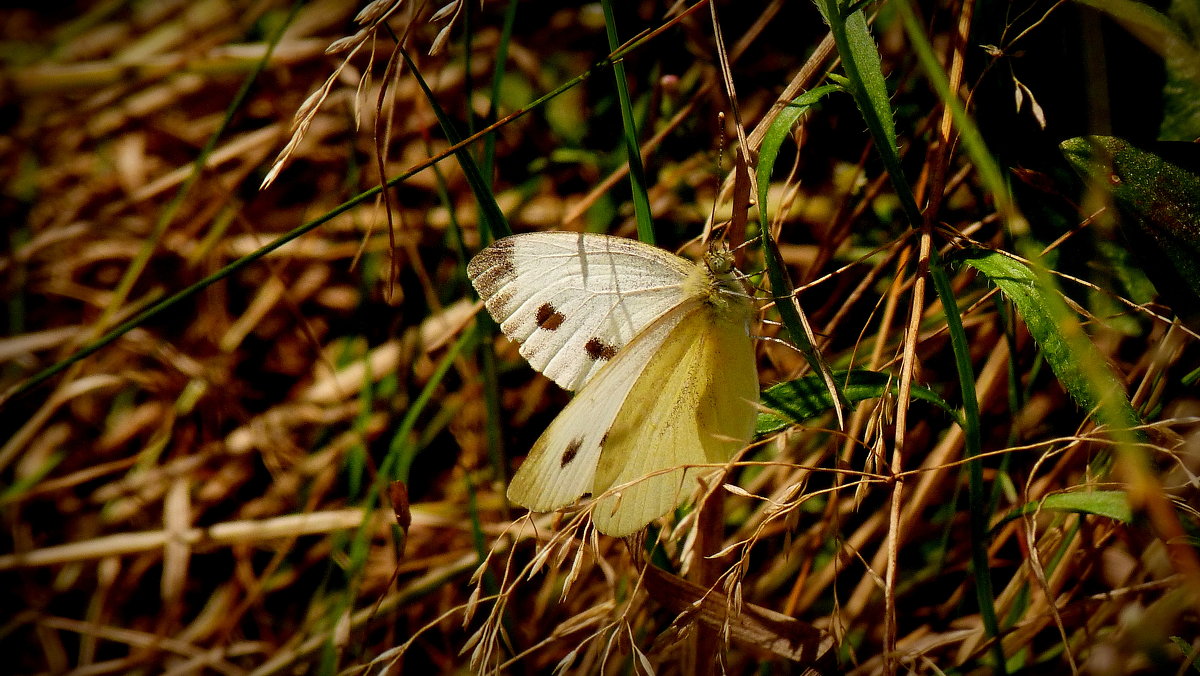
3 1 1200 674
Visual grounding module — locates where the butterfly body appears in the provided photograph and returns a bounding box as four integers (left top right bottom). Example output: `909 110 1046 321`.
467 232 758 536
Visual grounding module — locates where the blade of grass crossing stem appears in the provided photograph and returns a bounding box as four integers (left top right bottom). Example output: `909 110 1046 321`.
894 0 1014 221
929 255 1005 672
815 0 921 227
6 164 427 405
601 0 655 245
398 45 511 241
756 86 848 419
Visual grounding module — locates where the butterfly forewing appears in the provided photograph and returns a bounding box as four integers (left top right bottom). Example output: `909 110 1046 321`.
467 232 694 391
503 304 691 515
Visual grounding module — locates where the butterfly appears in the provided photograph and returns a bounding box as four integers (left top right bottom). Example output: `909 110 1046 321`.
467 232 759 536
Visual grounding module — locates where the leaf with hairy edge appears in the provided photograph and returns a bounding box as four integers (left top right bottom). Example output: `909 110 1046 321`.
816 0 921 224
960 250 1141 430
1061 136 1200 325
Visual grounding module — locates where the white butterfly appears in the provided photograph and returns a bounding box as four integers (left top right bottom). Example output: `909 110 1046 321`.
467 232 759 536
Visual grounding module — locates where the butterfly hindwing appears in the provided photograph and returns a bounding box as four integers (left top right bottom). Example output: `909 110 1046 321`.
589 300 758 536
467 232 694 391
506 293 758 537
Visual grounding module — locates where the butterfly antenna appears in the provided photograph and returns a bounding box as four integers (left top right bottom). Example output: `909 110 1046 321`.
701 112 729 250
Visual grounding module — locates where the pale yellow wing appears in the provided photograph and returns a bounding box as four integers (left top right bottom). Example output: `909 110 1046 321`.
590 302 758 536
504 302 691 516
500 242 759 537
506 292 758 536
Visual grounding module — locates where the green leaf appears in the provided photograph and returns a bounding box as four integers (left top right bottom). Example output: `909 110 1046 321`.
600 0 655 245
1172 636 1200 672
756 369 958 436
755 86 848 418
756 86 841 364
398 46 511 241
1061 136 1200 324
1000 490 1133 525
840 10 898 153
960 250 1141 430
815 0 921 225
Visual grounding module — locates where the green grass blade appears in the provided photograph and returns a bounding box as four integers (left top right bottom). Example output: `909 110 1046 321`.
998 490 1134 527
397 46 510 241
91 4 302 336
930 255 1004 671
894 0 1013 222
5 171 411 405
387 326 475 484
815 0 921 226
481 0 520 184
601 0 655 245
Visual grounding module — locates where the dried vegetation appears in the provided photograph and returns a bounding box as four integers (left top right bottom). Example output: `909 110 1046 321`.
3 0 1200 674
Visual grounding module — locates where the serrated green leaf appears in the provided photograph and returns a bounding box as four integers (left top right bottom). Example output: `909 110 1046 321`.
815 0 921 225
960 250 1141 430
841 10 898 152
756 369 958 436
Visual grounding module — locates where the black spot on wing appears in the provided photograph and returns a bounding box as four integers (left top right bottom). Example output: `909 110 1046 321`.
536 303 565 331
560 437 584 467
584 337 618 361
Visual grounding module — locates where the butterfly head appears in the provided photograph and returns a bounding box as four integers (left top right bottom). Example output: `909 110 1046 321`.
690 245 753 326
704 243 736 276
